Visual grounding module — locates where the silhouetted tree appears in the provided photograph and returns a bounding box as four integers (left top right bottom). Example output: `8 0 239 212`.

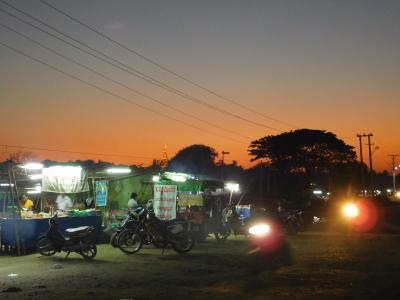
7 151 36 164
248 129 356 177
167 144 219 176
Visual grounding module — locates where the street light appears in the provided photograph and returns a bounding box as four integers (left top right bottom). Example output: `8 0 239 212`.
221 151 230 181
225 182 239 205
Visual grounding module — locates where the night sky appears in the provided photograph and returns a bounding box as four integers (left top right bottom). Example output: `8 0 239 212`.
0 0 399 171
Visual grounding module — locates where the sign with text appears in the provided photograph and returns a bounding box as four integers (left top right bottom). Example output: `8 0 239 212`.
153 185 177 220
95 180 108 207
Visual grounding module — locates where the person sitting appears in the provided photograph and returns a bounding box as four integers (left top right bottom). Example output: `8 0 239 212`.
20 194 34 210
127 192 138 209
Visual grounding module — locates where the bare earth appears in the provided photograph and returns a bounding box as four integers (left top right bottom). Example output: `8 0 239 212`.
1 232 400 300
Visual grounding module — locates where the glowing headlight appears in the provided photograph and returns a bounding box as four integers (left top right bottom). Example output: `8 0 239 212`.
343 203 359 219
248 224 271 237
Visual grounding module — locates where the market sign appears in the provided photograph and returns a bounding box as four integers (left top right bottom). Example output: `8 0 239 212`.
153 185 177 220
42 166 89 193
95 180 108 207
178 194 203 207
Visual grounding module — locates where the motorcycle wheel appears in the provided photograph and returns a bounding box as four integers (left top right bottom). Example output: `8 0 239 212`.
171 232 195 253
80 242 97 260
118 230 143 254
110 231 119 248
214 227 231 241
36 237 56 256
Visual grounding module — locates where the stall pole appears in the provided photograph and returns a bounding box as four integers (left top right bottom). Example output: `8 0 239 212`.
11 167 25 254
11 168 22 220
2 190 6 217
92 178 96 209
8 167 21 256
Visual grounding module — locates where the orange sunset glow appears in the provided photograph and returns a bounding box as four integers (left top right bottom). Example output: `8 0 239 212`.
0 1 399 172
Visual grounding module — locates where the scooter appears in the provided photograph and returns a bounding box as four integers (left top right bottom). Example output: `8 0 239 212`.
36 213 97 260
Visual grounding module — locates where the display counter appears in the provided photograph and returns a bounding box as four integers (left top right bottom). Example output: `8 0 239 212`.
0 215 102 250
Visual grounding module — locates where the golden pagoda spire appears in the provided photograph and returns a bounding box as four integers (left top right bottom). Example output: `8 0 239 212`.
161 144 168 169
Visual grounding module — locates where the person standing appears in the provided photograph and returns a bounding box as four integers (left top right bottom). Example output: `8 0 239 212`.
20 194 34 210
56 193 73 211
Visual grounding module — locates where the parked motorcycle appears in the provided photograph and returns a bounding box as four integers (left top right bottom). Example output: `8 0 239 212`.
118 208 195 254
279 209 304 235
110 207 145 248
214 207 249 240
36 213 97 260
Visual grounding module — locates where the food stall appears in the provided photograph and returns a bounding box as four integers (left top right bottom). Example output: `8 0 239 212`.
84 169 239 242
151 172 231 241
0 163 102 253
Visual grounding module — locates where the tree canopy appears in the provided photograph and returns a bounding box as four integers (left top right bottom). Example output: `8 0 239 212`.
248 129 356 175
167 144 219 176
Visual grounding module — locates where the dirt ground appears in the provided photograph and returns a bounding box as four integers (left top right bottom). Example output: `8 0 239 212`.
1 232 400 300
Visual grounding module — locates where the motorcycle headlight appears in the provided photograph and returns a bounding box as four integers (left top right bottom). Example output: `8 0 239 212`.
342 203 359 219
248 223 271 237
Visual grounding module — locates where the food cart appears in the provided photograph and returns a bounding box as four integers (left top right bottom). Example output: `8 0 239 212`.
0 163 102 253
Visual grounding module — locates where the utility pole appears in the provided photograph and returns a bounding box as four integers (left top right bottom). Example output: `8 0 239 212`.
221 151 230 182
366 133 374 194
388 154 400 193
357 134 366 197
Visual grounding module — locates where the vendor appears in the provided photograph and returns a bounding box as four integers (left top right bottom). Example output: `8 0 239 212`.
56 193 73 211
20 194 34 210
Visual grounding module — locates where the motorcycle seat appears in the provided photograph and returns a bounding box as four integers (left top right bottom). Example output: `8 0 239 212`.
66 226 90 233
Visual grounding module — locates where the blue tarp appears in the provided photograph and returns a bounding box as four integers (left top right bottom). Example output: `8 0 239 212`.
0 216 102 249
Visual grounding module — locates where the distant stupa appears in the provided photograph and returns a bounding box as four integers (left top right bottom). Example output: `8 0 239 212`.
160 144 168 169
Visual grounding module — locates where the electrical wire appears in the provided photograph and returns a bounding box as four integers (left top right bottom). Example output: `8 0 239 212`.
0 0 280 131
0 22 251 141
0 40 247 145
39 0 298 129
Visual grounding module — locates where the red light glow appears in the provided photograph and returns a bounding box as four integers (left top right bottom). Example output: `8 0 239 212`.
349 200 379 233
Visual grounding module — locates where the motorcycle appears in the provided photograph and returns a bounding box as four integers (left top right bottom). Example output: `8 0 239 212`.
118 208 195 254
276 209 304 235
214 207 249 240
36 213 97 260
246 217 292 271
110 206 146 248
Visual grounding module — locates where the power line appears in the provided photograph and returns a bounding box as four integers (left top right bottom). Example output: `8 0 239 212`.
0 40 247 145
0 144 154 160
39 0 297 129
0 22 251 141
0 0 280 132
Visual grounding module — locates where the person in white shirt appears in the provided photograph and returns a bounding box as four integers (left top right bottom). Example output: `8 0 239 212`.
56 194 73 211
127 192 138 209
